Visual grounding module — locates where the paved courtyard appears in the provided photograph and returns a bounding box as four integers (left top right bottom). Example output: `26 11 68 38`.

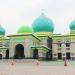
0 60 75 75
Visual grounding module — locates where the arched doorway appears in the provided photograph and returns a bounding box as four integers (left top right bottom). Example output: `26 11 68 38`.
33 48 38 59
5 49 9 59
14 44 25 59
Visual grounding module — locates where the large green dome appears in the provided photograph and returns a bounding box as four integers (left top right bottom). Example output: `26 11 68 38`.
70 20 75 30
17 26 33 34
32 13 54 32
0 25 5 36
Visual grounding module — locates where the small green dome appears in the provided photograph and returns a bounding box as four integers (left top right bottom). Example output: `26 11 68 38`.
17 26 33 34
32 13 54 32
70 20 75 30
0 25 5 36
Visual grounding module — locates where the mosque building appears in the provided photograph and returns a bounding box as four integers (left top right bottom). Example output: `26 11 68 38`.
0 13 75 60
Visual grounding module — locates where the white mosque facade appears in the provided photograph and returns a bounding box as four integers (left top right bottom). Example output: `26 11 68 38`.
0 13 75 60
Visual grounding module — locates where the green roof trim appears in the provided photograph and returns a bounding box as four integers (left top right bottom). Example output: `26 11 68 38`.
31 46 49 51
51 34 75 39
7 34 41 41
0 48 8 49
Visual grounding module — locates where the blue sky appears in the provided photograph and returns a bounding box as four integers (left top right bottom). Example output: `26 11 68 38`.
0 0 75 35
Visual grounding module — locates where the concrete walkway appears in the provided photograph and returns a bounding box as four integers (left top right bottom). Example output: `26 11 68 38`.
0 60 75 75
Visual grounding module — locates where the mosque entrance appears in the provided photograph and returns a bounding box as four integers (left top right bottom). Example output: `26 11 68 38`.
14 44 25 59
0 54 2 59
5 49 9 59
46 50 52 60
66 52 71 60
33 48 38 59
58 53 62 59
